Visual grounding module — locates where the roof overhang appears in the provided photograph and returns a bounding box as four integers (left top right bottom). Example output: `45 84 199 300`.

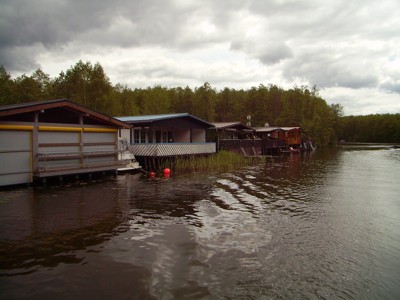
117 113 215 128
212 122 253 131
254 126 301 132
0 99 130 128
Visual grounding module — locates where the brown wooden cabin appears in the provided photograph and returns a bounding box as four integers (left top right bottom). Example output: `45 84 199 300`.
209 122 262 157
254 126 301 146
253 126 303 155
116 113 216 170
0 99 130 186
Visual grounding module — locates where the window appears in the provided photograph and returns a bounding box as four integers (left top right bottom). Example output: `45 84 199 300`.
156 130 161 143
134 130 140 143
168 131 173 143
133 129 146 143
162 131 167 143
141 130 146 143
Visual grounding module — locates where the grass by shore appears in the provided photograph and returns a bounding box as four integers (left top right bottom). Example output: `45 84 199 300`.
174 150 265 173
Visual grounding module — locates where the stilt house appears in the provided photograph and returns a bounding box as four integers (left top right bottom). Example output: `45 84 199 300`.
0 99 130 186
116 113 216 170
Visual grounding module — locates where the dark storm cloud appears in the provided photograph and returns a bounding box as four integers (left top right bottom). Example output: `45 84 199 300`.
0 0 197 70
1 0 399 115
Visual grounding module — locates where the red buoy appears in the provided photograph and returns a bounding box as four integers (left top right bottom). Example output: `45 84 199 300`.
149 171 155 178
163 168 171 178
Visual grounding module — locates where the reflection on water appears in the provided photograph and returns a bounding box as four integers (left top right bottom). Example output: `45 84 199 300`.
1 148 400 299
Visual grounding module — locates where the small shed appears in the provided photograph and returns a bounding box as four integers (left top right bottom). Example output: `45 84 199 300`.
0 99 130 186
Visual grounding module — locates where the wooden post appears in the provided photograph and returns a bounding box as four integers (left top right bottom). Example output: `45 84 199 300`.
32 112 39 175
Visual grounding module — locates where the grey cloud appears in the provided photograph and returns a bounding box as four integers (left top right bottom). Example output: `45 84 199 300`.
282 49 379 89
0 0 238 71
380 80 400 94
1 0 399 113
258 43 293 65
0 46 41 72
231 40 293 65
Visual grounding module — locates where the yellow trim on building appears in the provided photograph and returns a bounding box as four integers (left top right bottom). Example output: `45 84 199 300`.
38 126 82 132
83 128 117 133
2 125 117 133
0 125 34 131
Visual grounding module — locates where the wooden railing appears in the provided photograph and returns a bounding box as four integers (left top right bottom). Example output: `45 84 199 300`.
129 142 216 157
35 150 128 176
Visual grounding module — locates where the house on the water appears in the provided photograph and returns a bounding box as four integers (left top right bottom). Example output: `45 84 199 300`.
254 126 302 145
209 124 309 156
254 126 307 154
209 122 261 156
0 99 130 187
116 113 216 170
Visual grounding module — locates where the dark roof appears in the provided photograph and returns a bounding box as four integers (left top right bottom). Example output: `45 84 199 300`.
253 126 301 132
212 122 253 131
116 113 214 128
0 99 130 128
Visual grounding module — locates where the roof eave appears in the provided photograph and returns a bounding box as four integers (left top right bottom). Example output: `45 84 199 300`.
0 99 131 129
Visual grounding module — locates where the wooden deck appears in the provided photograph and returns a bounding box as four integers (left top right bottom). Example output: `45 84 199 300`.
218 139 289 156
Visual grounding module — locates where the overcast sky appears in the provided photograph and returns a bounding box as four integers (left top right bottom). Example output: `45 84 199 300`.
1 0 399 115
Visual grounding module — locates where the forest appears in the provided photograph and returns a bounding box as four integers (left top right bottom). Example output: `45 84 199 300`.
1 61 399 145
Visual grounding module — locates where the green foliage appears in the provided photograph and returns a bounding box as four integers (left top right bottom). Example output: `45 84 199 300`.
0 65 14 105
174 151 263 173
2 61 399 145
193 82 217 121
339 114 400 143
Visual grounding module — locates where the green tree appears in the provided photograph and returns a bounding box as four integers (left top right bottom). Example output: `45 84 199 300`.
169 86 194 114
52 61 113 114
31 68 52 100
0 65 14 105
193 82 216 121
142 85 171 115
112 83 139 116
13 74 43 103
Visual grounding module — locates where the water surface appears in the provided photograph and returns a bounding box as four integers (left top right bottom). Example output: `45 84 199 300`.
1 147 400 299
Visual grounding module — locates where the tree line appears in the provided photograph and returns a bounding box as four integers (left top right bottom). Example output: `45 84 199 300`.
338 114 400 143
1 61 399 145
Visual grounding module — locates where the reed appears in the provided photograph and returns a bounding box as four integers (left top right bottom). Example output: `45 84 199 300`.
174 151 265 173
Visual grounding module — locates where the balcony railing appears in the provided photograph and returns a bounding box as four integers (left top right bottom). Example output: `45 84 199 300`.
35 150 128 177
129 142 216 157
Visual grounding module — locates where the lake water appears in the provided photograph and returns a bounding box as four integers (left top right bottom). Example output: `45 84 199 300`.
1 146 400 299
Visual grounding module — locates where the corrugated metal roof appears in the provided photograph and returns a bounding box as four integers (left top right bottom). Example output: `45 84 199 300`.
117 113 190 122
280 127 301 131
212 122 253 130
254 126 300 132
253 126 281 132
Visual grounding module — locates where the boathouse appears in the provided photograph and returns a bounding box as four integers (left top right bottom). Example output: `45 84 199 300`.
254 126 303 155
211 122 254 140
209 122 262 156
116 113 216 170
0 99 130 186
